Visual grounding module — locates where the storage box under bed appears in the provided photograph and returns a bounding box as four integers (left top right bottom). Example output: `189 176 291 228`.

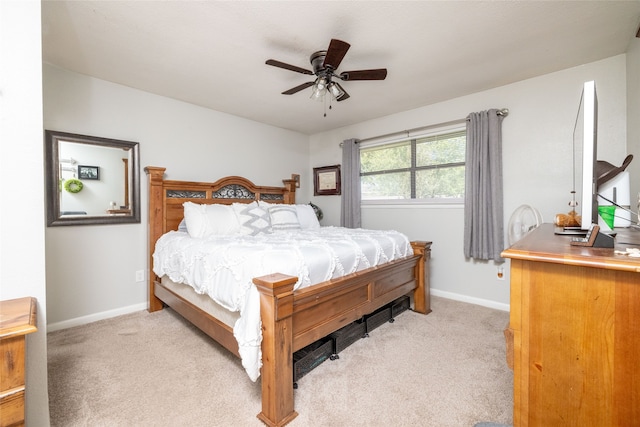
329 318 367 355
293 337 334 385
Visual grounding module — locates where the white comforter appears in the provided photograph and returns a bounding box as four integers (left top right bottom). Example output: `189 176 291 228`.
152 226 412 381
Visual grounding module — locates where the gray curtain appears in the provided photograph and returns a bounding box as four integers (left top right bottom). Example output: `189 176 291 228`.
464 109 505 261
340 138 361 228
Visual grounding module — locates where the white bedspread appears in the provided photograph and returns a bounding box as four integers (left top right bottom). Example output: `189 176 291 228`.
152 226 412 381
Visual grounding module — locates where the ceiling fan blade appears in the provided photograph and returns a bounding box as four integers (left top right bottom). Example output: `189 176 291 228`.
340 69 388 81
282 81 315 95
335 83 350 102
323 39 350 70
266 59 313 75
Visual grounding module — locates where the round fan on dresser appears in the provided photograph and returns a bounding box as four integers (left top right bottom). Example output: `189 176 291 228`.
508 205 543 246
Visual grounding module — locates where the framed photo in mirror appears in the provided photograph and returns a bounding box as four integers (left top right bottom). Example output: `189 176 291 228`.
78 165 100 180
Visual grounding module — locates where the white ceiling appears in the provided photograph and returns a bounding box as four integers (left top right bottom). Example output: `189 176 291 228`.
41 1 640 135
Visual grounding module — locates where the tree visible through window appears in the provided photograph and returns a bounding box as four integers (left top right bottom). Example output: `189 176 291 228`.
360 129 466 202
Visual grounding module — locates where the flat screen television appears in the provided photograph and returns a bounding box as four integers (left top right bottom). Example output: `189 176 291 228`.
573 80 598 231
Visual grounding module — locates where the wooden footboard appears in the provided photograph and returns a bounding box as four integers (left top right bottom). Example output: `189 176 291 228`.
254 242 430 427
145 167 431 427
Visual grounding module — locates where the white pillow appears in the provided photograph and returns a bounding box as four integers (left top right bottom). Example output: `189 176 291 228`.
257 200 273 209
296 204 321 229
269 205 301 231
182 202 240 238
233 202 272 235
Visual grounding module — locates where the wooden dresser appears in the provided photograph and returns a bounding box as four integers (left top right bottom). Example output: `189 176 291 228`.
502 224 639 427
0 297 37 427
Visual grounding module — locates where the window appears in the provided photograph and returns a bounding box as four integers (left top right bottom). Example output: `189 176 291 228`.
360 128 466 203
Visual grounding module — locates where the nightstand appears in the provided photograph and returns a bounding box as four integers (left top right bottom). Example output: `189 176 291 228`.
0 297 37 427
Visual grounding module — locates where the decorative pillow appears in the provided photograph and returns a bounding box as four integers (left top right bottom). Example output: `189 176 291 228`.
233 202 272 235
296 204 321 229
177 219 188 232
182 202 240 238
269 205 301 231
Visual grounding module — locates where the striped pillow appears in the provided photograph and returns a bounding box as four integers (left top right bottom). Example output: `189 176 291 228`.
269 205 301 231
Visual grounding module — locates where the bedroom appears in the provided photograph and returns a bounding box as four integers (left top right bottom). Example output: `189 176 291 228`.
1 1 639 426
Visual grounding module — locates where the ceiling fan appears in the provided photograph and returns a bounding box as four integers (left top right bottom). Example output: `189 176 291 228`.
265 39 387 103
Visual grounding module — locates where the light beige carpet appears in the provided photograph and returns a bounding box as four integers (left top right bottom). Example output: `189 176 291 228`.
48 296 513 426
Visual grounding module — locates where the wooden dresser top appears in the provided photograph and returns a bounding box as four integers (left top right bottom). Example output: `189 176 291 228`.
502 223 640 273
0 297 37 339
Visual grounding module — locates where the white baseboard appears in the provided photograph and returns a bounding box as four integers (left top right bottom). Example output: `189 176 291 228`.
431 288 510 312
47 302 147 332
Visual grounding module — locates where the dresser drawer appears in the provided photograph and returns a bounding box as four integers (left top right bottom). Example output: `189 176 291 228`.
0 388 25 427
1 336 26 392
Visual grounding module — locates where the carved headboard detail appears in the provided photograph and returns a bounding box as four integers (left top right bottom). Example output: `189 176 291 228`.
145 167 297 234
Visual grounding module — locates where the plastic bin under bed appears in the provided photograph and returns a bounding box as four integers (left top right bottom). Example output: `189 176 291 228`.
293 337 333 386
291 295 412 386
329 318 367 355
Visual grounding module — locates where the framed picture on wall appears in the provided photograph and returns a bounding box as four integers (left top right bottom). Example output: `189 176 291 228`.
313 165 341 196
78 165 100 180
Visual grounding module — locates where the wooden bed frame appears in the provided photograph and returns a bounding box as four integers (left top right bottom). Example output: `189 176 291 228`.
145 166 432 427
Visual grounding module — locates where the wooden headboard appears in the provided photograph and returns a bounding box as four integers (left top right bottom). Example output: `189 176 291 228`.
145 166 297 233
144 166 297 310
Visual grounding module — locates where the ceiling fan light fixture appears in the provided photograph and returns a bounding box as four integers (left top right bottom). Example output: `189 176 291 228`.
310 77 328 102
310 87 325 102
310 88 324 102
328 82 344 100
316 76 327 91
266 38 387 104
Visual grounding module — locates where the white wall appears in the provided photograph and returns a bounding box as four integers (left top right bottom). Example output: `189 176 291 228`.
309 55 628 309
0 1 50 425
43 65 311 328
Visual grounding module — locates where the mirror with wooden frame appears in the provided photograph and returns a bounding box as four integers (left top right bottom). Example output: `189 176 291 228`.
45 130 140 226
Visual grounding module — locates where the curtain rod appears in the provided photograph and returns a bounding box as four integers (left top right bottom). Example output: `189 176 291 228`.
351 108 509 145
465 108 509 120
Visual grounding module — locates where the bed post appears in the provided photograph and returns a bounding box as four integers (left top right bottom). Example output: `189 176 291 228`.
145 166 166 312
411 241 432 315
253 273 298 427
282 176 297 204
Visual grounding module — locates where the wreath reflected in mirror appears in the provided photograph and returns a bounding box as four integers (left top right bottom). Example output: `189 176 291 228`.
64 178 83 193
